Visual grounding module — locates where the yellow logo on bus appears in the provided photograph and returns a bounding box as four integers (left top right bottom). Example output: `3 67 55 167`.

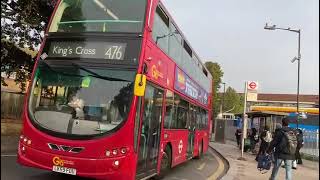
53 156 64 166
52 156 74 166
151 65 164 79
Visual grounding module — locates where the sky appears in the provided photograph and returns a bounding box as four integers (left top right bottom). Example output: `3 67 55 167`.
162 0 319 94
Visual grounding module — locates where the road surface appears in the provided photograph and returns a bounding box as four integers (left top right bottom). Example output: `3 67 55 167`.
1 148 226 180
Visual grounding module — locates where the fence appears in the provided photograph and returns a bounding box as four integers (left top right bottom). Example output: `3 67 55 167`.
215 119 226 143
224 119 319 159
301 130 319 158
1 91 25 120
225 120 237 142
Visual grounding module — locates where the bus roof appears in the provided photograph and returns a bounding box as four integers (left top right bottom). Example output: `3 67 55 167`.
158 1 212 80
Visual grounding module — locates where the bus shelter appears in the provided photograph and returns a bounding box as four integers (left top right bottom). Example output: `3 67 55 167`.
245 111 288 134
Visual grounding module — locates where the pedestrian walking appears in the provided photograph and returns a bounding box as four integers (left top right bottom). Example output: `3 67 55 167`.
293 128 304 168
249 127 259 153
256 126 272 161
273 123 282 138
235 128 242 147
267 117 297 180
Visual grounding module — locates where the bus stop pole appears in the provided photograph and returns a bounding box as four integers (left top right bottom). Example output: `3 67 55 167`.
240 81 248 159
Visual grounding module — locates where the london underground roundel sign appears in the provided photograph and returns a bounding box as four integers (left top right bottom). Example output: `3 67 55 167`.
247 81 258 91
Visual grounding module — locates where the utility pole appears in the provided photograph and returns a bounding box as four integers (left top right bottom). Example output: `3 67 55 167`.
264 23 301 128
239 81 248 160
296 30 301 128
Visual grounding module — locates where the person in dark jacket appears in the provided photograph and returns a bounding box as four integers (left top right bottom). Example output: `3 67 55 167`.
249 127 258 153
235 129 242 147
271 123 282 163
295 128 304 165
267 117 295 180
255 126 272 161
273 123 282 138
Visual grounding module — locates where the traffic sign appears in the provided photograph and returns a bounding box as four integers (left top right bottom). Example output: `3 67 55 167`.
247 92 258 101
247 81 258 91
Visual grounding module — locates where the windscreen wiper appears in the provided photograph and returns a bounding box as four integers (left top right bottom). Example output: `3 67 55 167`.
39 60 83 78
70 63 130 82
39 60 131 82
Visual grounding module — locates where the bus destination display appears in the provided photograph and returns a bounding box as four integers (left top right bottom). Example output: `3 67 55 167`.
47 41 127 60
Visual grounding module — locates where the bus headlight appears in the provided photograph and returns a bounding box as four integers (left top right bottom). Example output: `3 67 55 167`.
105 150 111 157
113 160 120 167
120 147 127 154
106 148 128 157
112 149 118 155
20 135 32 146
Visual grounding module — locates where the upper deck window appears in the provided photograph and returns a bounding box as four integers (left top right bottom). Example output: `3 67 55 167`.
49 0 147 33
152 6 170 53
183 41 192 57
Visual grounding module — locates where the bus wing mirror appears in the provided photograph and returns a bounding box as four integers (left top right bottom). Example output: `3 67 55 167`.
134 74 146 96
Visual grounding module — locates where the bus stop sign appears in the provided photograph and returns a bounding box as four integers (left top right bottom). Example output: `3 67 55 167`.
247 81 258 91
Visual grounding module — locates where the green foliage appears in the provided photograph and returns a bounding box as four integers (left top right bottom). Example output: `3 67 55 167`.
1 0 55 48
1 0 55 92
1 40 33 92
222 87 244 114
205 62 224 118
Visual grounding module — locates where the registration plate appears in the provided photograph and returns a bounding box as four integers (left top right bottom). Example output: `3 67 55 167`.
52 165 76 175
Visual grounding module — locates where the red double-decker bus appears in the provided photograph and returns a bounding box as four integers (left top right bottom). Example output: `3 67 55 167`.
17 0 213 179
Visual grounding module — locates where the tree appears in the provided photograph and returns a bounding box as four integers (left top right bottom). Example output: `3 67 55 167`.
1 0 55 48
222 87 244 114
1 40 34 92
205 62 224 118
1 0 55 91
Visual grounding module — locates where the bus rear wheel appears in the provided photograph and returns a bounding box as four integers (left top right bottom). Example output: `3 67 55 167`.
157 146 171 178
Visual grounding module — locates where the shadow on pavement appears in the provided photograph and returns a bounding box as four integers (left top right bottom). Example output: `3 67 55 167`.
30 173 94 180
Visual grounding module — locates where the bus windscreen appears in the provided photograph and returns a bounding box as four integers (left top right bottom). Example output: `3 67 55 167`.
28 61 135 137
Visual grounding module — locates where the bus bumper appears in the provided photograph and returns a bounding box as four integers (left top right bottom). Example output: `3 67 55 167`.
17 142 135 180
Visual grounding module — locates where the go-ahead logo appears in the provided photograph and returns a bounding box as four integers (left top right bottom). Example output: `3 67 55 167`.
52 156 74 166
151 65 164 80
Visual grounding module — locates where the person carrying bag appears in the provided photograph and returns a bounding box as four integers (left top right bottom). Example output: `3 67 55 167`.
267 117 297 180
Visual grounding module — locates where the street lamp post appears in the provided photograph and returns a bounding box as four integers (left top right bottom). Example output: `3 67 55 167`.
264 23 301 129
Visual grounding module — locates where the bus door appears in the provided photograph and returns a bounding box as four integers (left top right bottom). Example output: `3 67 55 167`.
187 104 196 159
136 83 164 179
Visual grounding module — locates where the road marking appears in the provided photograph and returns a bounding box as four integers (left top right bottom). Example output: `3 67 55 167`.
197 162 206 170
206 156 215 161
207 150 225 180
1 154 17 157
171 178 188 180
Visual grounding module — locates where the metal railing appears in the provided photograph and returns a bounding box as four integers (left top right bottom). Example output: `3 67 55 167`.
300 129 319 158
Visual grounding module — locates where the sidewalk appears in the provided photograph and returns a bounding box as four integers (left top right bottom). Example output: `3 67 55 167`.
210 141 319 180
1 120 21 154
1 135 19 154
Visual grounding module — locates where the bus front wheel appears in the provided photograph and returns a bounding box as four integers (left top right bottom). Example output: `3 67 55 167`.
195 140 203 159
158 146 172 178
